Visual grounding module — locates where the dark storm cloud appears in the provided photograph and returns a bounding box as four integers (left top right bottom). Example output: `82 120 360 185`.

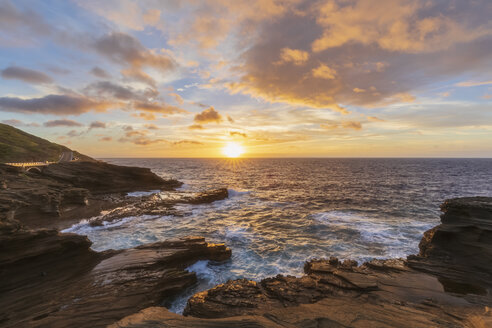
1 66 53 84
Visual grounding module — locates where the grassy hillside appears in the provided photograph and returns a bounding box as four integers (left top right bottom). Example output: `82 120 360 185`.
0 123 93 163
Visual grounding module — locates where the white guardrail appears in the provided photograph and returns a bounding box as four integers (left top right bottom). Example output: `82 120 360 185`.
4 162 55 167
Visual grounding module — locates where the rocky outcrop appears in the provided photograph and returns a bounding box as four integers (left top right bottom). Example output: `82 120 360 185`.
113 197 492 328
88 188 229 226
0 162 180 229
407 197 492 293
41 161 181 194
0 218 231 328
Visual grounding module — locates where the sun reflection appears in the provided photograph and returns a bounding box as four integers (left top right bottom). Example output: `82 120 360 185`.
222 142 245 158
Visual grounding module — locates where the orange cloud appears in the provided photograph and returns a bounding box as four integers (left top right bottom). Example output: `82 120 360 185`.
312 63 337 79
321 121 362 130
277 48 309 65
194 106 223 124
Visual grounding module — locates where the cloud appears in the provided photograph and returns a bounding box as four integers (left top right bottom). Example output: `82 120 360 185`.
99 136 112 141
224 0 491 111
0 94 112 115
0 1 53 46
172 140 203 146
312 64 337 79
144 124 158 130
311 0 490 53
118 136 164 145
367 116 385 122
76 0 164 31
169 92 184 105
230 131 247 138
1 119 39 127
85 80 155 101
188 124 204 130
277 48 309 65
44 119 83 127
1 66 53 84
93 32 176 86
84 81 186 118
455 80 492 87
89 121 106 129
194 106 223 123
125 129 147 137
134 101 187 116
227 115 235 123
90 66 111 78
321 121 362 130
67 129 86 137
135 112 156 120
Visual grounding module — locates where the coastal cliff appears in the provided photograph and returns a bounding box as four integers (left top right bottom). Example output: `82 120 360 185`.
113 197 492 328
0 216 231 327
0 161 181 229
0 159 235 327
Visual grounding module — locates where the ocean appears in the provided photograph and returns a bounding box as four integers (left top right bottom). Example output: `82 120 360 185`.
63 158 492 312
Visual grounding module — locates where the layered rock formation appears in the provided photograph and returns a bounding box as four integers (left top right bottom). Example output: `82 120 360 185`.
87 188 229 227
0 162 180 229
0 218 231 328
113 197 492 328
0 160 235 327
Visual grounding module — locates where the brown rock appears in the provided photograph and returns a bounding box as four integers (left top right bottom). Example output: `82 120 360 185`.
0 218 231 328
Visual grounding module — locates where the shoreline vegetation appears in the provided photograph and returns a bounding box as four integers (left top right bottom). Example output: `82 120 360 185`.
0 126 491 327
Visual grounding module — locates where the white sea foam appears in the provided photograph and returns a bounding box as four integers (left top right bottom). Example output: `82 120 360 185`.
126 190 160 197
224 225 254 243
186 260 220 285
313 210 434 259
62 215 159 234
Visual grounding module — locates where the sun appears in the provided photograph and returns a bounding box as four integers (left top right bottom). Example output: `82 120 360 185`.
222 142 245 158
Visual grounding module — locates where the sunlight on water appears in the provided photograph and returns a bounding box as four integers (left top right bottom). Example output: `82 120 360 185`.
64 158 492 313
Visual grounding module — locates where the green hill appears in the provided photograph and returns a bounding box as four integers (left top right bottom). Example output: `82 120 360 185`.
0 123 93 163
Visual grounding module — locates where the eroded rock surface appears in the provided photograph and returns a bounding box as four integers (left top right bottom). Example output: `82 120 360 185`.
0 218 231 328
113 197 492 328
0 162 181 229
88 188 229 227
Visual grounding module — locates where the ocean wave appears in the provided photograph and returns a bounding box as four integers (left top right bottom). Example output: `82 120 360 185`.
312 210 434 258
62 215 161 235
227 188 251 197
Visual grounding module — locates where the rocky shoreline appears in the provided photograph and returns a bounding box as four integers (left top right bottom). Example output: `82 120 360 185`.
1 161 491 327
113 198 492 328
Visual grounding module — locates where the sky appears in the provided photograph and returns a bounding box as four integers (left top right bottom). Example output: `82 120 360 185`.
0 0 491 158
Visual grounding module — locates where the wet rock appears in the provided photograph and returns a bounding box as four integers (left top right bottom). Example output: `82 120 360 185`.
118 197 492 327
0 162 181 229
41 161 182 194
87 188 229 227
0 218 231 328
407 196 492 291
186 188 229 204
